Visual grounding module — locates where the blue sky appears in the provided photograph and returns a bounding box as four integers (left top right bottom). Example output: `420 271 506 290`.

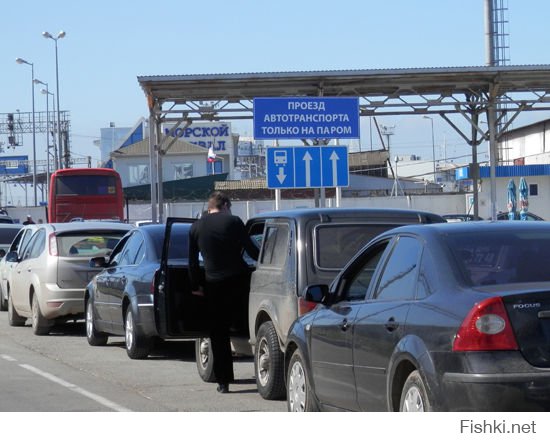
2 0 550 175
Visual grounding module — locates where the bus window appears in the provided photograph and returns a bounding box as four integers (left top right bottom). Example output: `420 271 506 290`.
48 168 124 223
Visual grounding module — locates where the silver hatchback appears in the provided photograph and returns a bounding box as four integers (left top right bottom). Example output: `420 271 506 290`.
6 222 132 335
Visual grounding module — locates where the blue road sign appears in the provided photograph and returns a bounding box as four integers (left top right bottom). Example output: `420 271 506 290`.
266 146 349 189
295 147 321 188
321 147 349 187
266 148 295 188
0 155 29 175
254 97 360 140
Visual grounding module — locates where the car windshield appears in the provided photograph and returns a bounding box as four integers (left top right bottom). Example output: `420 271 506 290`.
315 224 395 270
446 231 550 285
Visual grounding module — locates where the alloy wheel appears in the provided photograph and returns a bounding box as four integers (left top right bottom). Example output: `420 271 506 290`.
256 336 271 386
199 338 210 367
402 385 424 412
125 311 134 350
288 360 306 412
86 302 94 338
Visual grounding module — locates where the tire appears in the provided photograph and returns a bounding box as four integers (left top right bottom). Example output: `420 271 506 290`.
195 337 217 383
7 291 25 327
125 308 151 359
86 297 108 346
255 321 286 400
400 370 432 412
0 287 7 312
287 348 319 412
31 294 51 336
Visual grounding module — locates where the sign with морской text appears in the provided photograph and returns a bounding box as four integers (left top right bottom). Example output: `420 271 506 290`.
163 122 233 153
253 97 360 140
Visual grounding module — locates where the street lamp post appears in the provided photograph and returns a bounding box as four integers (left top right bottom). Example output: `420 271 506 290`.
16 57 37 206
43 30 66 169
35 79 53 195
41 87 57 176
423 116 436 183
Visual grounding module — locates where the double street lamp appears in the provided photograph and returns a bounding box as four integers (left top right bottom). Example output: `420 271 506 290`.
43 30 66 170
15 57 37 206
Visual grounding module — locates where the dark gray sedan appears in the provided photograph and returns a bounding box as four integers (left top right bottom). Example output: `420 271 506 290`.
84 223 192 359
285 221 550 412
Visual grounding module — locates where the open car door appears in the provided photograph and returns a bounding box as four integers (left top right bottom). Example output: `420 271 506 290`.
154 217 209 339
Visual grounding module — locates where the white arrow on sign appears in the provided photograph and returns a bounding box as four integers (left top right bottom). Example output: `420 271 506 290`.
303 151 313 187
330 151 340 187
277 167 286 184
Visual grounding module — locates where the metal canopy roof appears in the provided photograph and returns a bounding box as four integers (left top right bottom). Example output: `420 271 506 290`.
138 65 550 120
137 65 550 223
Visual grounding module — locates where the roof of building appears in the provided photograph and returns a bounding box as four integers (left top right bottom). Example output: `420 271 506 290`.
501 117 550 137
111 137 208 157
124 173 228 201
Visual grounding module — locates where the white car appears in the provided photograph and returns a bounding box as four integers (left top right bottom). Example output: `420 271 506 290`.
0 223 28 311
6 222 132 334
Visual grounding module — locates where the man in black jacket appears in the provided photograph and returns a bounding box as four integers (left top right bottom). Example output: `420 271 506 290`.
188 191 259 393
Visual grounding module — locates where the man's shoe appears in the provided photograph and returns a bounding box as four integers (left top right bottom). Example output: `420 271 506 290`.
216 383 229 393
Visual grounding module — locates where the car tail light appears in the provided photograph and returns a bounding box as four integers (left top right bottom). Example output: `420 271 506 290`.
298 297 318 316
453 296 518 351
49 233 58 256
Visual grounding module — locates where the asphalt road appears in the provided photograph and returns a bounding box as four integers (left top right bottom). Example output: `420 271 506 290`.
0 312 285 412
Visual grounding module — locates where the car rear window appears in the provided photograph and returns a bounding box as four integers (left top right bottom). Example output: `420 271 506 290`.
315 224 397 269
0 227 22 244
56 230 128 257
446 231 550 285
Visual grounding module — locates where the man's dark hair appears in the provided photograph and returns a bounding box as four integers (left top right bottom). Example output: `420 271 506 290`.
207 191 231 211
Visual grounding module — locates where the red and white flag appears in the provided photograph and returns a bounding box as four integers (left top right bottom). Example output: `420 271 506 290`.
207 147 217 163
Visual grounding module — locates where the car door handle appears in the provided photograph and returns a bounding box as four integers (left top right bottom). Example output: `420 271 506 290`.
385 317 399 332
340 318 351 331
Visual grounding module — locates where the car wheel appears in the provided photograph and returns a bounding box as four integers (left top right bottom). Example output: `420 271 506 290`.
0 287 7 312
195 337 217 383
86 297 108 346
31 294 51 336
125 308 151 359
400 370 432 412
287 348 319 412
255 321 285 400
7 291 25 326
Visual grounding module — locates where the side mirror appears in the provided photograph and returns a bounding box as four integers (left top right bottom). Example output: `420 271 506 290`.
6 251 19 263
303 284 330 304
89 256 107 268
